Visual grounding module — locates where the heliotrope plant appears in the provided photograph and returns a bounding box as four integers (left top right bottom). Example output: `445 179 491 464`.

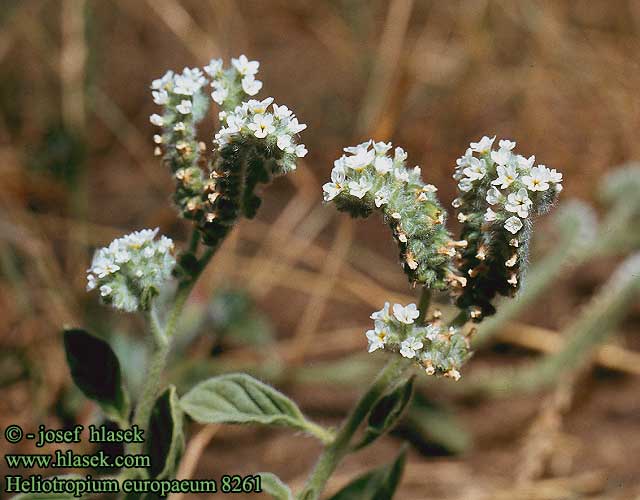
296 136 562 499
51 54 563 500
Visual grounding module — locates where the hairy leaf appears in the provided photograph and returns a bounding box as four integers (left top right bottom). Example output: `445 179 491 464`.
63 328 129 422
146 386 184 479
354 376 414 450
180 374 311 432
327 446 408 500
257 472 293 500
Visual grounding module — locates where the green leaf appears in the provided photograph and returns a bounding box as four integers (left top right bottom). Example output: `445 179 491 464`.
63 328 129 423
327 445 408 500
257 472 293 500
179 373 312 431
146 386 185 479
354 376 414 450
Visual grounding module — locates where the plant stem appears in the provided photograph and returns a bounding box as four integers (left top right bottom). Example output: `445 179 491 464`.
165 245 216 339
416 287 431 325
129 334 170 455
448 310 468 328
297 357 412 500
128 236 218 457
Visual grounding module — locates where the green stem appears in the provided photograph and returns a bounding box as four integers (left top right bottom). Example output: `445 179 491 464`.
129 334 170 455
188 229 201 255
448 310 468 328
416 287 431 326
165 245 216 339
128 238 218 458
297 357 411 500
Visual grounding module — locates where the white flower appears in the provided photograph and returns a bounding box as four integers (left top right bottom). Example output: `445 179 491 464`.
543 166 563 183
484 207 497 222
393 303 420 324
151 70 174 90
247 113 275 138
394 168 410 183
400 336 423 359
294 144 308 158
490 148 511 166
211 83 228 105
99 284 112 297
286 117 307 134
516 154 536 171
373 141 392 155
149 114 164 127
373 156 393 175
348 177 373 198
323 167 346 201
470 135 495 153
366 327 388 353
424 324 441 341
522 166 550 192
232 54 259 76
394 147 408 164
246 97 274 114
173 67 206 95
492 164 518 189
462 157 487 181
504 216 524 234
273 104 292 119
152 89 169 105
505 188 533 218
499 139 516 150
345 149 375 171
486 186 502 205
370 302 391 321
458 177 473 192
344 141 371 155
456 148 474 167
176 100 192 115
173 122 186 132
86 274 97 291
276 134 293 152
374 187 391 207
203 58 223 77
241 75 262 96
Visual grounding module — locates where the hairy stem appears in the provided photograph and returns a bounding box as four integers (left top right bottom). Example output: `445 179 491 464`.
416 287 431 325
127 235 218 459
297 357 412 500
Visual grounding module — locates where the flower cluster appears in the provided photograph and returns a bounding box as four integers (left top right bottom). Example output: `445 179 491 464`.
323 141 461 289
150 65 211 224
150 55 307 249
199 96 307 246
214 97 308 166
206 54 263 112
452 136 563 320
86 229 176 313
365 303 471 379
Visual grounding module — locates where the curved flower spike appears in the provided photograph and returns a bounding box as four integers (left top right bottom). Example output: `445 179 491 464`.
323 141 458 290
150 56 307 248
366 302 472 379
198 96 307 246
452 137 563 321
86 229 176 312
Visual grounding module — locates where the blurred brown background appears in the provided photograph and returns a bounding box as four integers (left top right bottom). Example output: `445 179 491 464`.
1 1 639 499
